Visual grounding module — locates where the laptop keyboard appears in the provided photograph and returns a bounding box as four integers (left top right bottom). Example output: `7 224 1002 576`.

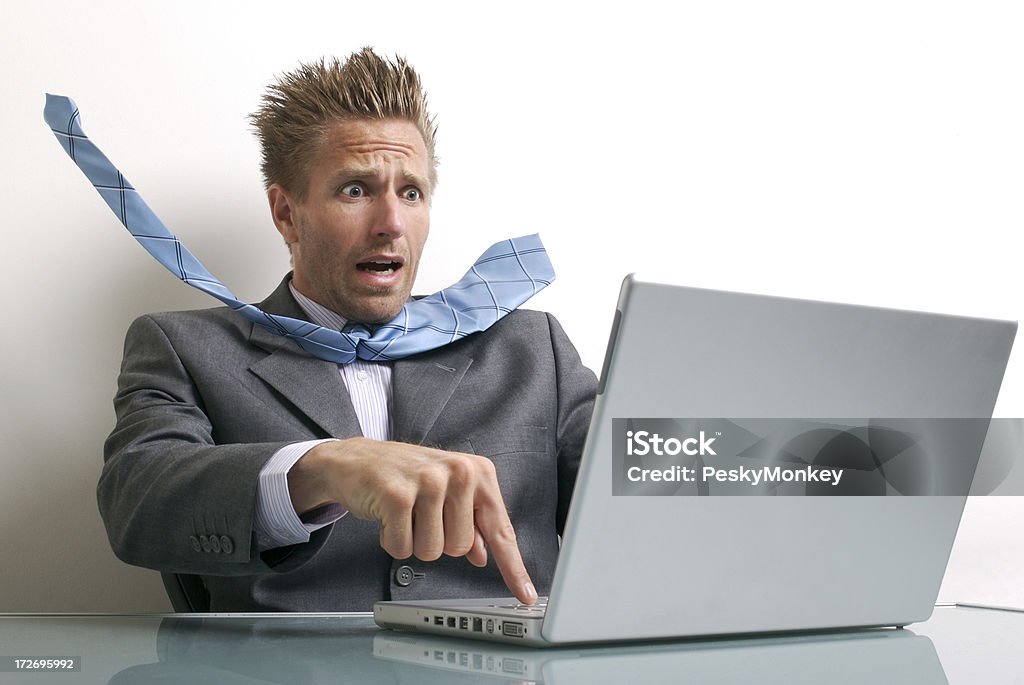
487 598 549 615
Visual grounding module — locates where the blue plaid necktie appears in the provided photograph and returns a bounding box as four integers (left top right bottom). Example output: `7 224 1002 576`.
43 94 554 364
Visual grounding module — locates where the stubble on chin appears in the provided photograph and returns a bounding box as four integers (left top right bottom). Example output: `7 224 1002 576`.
327 285 410 324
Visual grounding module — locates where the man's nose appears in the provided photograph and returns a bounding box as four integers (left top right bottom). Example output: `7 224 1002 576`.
371 192 406 240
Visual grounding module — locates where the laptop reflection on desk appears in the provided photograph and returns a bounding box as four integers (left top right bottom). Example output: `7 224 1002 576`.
372 627 946 685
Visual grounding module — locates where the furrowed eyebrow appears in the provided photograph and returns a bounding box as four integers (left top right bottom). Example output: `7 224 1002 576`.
329 167 432 196
403 171 433 195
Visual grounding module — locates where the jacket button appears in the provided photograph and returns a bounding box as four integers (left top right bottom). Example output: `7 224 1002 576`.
200 535 211 552
210 536 222 554
395 565 415 587
220 536 234 555
189 536 201 552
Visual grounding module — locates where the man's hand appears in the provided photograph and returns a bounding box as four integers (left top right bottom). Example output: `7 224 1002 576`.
287 438 537 605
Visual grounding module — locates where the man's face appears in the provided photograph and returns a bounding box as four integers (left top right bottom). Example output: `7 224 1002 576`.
271 118 432 323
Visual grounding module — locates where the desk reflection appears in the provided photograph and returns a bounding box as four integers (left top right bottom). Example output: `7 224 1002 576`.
106 616 947 685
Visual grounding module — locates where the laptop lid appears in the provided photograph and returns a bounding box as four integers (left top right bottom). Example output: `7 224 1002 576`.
542 275 1016 643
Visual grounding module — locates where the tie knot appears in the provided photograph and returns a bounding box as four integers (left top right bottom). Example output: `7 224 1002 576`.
341 322 373 340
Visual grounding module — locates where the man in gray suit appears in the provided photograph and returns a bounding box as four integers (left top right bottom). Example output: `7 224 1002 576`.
98 48 597 611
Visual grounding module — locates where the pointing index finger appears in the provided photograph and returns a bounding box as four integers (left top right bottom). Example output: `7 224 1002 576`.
475 494 537 605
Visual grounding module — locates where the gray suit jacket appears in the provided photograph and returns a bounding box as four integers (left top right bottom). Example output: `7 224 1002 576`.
99 276 597 611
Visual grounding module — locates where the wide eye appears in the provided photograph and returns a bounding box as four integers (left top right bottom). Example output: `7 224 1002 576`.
403 188 421 202
340 183 363 198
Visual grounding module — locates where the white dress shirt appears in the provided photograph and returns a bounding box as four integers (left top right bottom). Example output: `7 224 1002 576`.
253 284 394 550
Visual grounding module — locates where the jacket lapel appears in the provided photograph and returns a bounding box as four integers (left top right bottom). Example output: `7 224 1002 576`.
245 275 361 439
391 347 474 445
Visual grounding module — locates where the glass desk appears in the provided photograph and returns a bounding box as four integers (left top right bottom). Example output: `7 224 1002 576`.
0 605 1019 684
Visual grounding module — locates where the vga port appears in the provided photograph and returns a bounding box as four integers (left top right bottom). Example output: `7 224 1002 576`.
501 621 525 638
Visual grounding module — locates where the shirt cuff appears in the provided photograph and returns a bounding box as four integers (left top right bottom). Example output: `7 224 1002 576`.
255 439 347 551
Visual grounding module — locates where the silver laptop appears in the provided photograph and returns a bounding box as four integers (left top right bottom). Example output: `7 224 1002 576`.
374 275 1017 646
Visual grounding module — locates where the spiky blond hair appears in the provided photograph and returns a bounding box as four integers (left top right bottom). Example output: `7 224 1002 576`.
250 47 438 198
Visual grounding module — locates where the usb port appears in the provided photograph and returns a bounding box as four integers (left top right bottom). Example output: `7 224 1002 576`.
447 616 456 628
472 617 483 632
459 616 469 630
434 616 444 626
501 621 525 638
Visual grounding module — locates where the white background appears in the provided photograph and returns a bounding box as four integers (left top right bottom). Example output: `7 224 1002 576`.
1 0 1021 611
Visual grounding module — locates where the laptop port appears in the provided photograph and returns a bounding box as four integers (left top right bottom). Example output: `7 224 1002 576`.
434 616 444 626
485 619 494 634
501 621 525 638
472 617 483 632
459 616 469 630
447 616 456 628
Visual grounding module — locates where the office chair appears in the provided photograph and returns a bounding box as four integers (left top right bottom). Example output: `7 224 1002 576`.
161 572 211 612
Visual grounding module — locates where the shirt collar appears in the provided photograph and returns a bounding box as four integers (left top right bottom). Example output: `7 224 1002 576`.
288 282 349 331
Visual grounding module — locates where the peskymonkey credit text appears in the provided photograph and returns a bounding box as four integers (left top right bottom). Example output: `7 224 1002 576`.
626 464 844 486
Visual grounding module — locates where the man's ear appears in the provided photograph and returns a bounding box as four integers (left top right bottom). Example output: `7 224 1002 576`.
268 184 299 245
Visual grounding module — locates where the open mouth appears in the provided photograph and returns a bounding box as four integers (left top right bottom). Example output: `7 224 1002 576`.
356 258 403 274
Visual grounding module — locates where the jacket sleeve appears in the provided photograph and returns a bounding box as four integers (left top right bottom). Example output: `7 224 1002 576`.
546 313 599 535
98 314 330 576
